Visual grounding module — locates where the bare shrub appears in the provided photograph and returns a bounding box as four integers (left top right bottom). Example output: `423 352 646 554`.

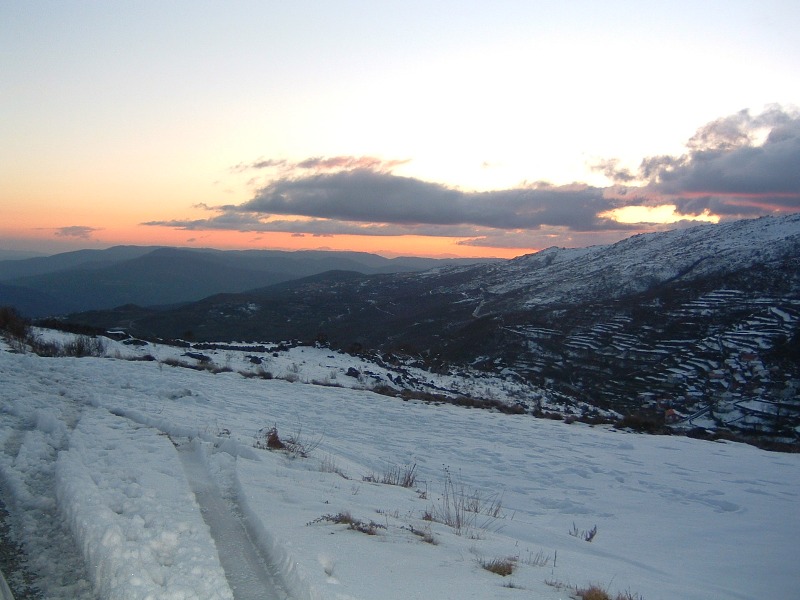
310 511 354 526
406 524 437 545
320 454 348 478
348 519 384 535
614 414 665 434
386 463 417 488
574 584 644 600
309 512 386 535
28 338 62 357
569 522 598 542
161 357 196 369
427 466 503 536
363 463 417 488
62 335 106 357
521 548 552 567
283 426 321 457
311 377 343 388
254 425 320 457
371 384 399 397
253 426 285 451
0 306 30 340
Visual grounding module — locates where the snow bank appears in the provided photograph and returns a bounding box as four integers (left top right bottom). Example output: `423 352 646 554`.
55 410 234 600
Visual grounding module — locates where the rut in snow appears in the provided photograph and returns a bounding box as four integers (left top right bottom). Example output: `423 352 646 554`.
0 399 96 600
176 440 292 600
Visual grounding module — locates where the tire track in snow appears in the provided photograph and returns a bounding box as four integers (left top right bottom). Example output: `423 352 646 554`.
176 441 292 600
0 398 96 600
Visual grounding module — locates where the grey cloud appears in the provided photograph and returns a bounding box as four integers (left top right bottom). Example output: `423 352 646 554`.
596 106 800 203
646 107 800 207
54 226 101 239
237 170 619 232
687 105 796 152
639 155 685 181
591 158 637 183
295 156 410 171
231 158 287 172
144 213 504 239
231 155 409 174
687 109 758 152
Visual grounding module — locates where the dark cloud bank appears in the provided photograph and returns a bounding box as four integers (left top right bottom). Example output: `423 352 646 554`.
146 106 800 250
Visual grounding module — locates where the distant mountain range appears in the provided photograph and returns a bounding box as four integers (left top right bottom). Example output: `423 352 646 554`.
0 246 497 317
59 214 800 441
0 248 48 261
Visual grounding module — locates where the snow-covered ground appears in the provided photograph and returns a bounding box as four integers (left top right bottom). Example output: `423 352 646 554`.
1 334 798 600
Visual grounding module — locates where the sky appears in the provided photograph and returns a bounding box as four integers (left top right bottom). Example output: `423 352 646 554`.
2 1 800 258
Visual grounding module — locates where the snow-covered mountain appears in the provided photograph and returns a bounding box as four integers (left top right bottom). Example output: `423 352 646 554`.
63 215 800 442
459 213 800 307
1 332 798 600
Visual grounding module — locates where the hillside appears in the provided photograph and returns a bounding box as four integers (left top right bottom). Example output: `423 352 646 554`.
63 215 800 442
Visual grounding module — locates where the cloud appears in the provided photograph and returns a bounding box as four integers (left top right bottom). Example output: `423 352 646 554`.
659 135 800 199
148 168 626 239
231 155 409 174
145 213 513 239
592 158 637 183
599 106 800 214
236 171 621 232
147 108 800 251
295 156 410 172
685 105 795 153
53 226 101 239
231 158 287 172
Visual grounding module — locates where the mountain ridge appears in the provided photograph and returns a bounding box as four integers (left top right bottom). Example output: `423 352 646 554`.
0 246 497 316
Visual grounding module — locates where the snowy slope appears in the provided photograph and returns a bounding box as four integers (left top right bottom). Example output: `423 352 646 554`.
454 213 800 307
1 337 799 599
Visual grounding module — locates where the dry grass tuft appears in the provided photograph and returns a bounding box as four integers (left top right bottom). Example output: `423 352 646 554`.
576 586 611 600
479 556 516 576
426 466 504 536
363 463 417 488
575 585 645 600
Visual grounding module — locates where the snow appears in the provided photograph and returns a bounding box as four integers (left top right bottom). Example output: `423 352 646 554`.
56 412 234 599
1 335 799 600
481 213 800 307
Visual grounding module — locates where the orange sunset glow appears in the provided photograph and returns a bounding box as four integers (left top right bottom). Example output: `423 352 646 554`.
1 2 799 259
